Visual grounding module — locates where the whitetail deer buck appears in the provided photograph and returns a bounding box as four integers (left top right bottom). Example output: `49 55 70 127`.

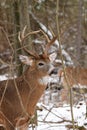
57 66 87 102
0 29 58 130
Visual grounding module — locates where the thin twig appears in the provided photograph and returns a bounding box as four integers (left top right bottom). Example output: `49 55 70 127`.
38 119 76 124
0 27 14 54
43 105 54 121
56 0 75 129
0 80 9 107
42 105 66 121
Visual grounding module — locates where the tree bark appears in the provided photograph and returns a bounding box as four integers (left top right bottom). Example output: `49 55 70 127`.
13 0 23 76
19 0 32 50
76 0 83 64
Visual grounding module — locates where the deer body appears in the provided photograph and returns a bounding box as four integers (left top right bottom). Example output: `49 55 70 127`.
58 67 87 87
0 29 58 130
0 55 57 130
58 66 87 103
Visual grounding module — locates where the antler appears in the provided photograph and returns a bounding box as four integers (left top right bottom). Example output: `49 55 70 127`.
18 26 57 59
18 27 40 58
41 36 57 59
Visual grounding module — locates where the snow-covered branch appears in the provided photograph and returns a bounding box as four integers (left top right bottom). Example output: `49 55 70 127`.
29 10 73 65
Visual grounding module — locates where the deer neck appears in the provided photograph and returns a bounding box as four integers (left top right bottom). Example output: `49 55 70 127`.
22 68 47 87
16 68 47 117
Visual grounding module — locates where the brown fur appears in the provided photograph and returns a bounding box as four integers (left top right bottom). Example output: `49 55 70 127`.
61 67 87 87
0 57 56 130
58 67 87 103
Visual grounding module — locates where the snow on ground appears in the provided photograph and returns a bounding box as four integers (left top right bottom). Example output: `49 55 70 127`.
29 101 87 130
0 74 8 81
0 75 87 130
0 74 17 81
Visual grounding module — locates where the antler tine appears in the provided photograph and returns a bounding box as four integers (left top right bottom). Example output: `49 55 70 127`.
42 36 57 59
18 27 41 42
20 28 50 43
39 29 57 58
18 28 41 58
18 26 27 42
18 27 56 59
46 36 57 50
40 29 50 43
21 26 27 40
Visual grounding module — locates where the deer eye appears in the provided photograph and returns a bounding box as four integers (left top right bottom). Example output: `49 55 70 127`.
37 62 45 67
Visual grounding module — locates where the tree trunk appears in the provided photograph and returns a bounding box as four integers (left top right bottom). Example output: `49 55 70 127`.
13 0 23 76
19 0 32 50
76 0 83 65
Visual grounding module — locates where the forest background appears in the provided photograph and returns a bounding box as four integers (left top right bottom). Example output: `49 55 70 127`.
0 0 87 76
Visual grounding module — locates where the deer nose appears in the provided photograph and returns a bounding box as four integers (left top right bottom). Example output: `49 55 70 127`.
49 68 58 76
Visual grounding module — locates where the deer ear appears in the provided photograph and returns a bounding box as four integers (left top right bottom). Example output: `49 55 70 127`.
19 55 33 66
49 53 57 62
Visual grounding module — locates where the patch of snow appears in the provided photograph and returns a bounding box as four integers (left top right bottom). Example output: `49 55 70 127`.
38 0 46 4
0 74 8 81
73 84 87 89
55 59 65 64
29 100 87 130
0 73 86 130
62 50 73 65
29 10 73 66
39 76 59 86
0 74 17 81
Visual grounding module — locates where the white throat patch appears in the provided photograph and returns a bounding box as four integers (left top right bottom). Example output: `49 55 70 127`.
38 76 53 85
38 75 59 86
